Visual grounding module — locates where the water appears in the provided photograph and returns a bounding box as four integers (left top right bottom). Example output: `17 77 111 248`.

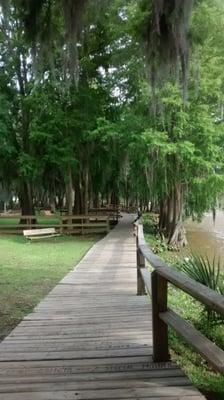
185 210 224 266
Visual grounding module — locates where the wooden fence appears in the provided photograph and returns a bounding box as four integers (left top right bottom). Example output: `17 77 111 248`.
135 222 224 373
88 208 121 222
0 215 110 235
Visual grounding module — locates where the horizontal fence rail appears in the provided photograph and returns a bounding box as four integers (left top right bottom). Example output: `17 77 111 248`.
135 222 224 373
0 214 113 235
88 208 121 222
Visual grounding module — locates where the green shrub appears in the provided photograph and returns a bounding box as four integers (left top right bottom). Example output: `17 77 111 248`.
180 253 221 292
179 253 224 323
142 214 158 234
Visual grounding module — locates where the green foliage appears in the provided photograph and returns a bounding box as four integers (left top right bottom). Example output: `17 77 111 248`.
0 1 224 395
141 213 157 234
180 253 221 292
179 253 224 324
0 0 224 220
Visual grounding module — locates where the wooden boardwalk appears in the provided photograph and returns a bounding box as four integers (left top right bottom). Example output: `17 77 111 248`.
0 215 205 399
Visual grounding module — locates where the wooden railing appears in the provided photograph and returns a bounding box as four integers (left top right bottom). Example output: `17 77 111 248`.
60 216 110 234
135 222 224 373
88 208 121 222
0 215 110 235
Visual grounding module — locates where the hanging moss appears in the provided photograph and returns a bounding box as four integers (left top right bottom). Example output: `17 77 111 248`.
20 0 47 43
4 0 88 85
1 0 193 92
0 0 9 15
146 0 193 100
62 0 87 83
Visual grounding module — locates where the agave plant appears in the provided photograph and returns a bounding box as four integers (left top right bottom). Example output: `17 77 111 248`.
180 253 223 323
181 253 221 292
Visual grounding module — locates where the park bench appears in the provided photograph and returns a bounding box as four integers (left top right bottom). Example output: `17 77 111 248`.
23 227 60 241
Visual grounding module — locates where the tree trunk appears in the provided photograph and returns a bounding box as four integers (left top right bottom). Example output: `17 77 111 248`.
159 184 187 248
49 195 56 213
110 190 119 207
0 201 4 212
107 190 112 207
159 199 167 235
66 166 74 216
19 181 36 224
168 184 187 247
83 166 89 215
74 175 83 215
56 192 64 210
93 192 100 208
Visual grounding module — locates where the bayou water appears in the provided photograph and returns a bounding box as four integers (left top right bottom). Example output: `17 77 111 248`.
185 210 224 266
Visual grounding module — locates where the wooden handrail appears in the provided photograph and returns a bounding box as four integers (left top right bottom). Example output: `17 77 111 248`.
140 262 224 315
160 309 224 373
135 222 224 373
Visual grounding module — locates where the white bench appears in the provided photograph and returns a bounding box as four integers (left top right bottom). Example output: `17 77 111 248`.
23 228 60 241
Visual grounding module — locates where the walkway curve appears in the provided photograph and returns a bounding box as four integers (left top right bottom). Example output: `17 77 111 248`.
0 215 205 399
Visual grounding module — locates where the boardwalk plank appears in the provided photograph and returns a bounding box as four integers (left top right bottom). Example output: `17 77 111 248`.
0 215 205 399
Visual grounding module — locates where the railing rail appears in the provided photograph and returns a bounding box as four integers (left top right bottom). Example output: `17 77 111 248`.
0 215 110 235
88 208 121 222
135 222 224 373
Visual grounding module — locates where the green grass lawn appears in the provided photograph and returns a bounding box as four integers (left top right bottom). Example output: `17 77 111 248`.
0 234 96 340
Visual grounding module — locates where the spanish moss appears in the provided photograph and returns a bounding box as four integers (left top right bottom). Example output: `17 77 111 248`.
9 0 88 85
148 0 193 100
62 0 87 84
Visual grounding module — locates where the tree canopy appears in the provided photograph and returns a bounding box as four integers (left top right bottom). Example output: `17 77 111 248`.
0 0 224 245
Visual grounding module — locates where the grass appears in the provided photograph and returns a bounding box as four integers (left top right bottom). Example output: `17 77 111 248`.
0 234 96 340
142 215 224 399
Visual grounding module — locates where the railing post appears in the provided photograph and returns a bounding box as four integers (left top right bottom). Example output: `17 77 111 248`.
136 229 146 295
151 270 170 362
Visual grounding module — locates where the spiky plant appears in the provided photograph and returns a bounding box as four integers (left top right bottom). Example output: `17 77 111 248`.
181 253 221 292
180 253 223 323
